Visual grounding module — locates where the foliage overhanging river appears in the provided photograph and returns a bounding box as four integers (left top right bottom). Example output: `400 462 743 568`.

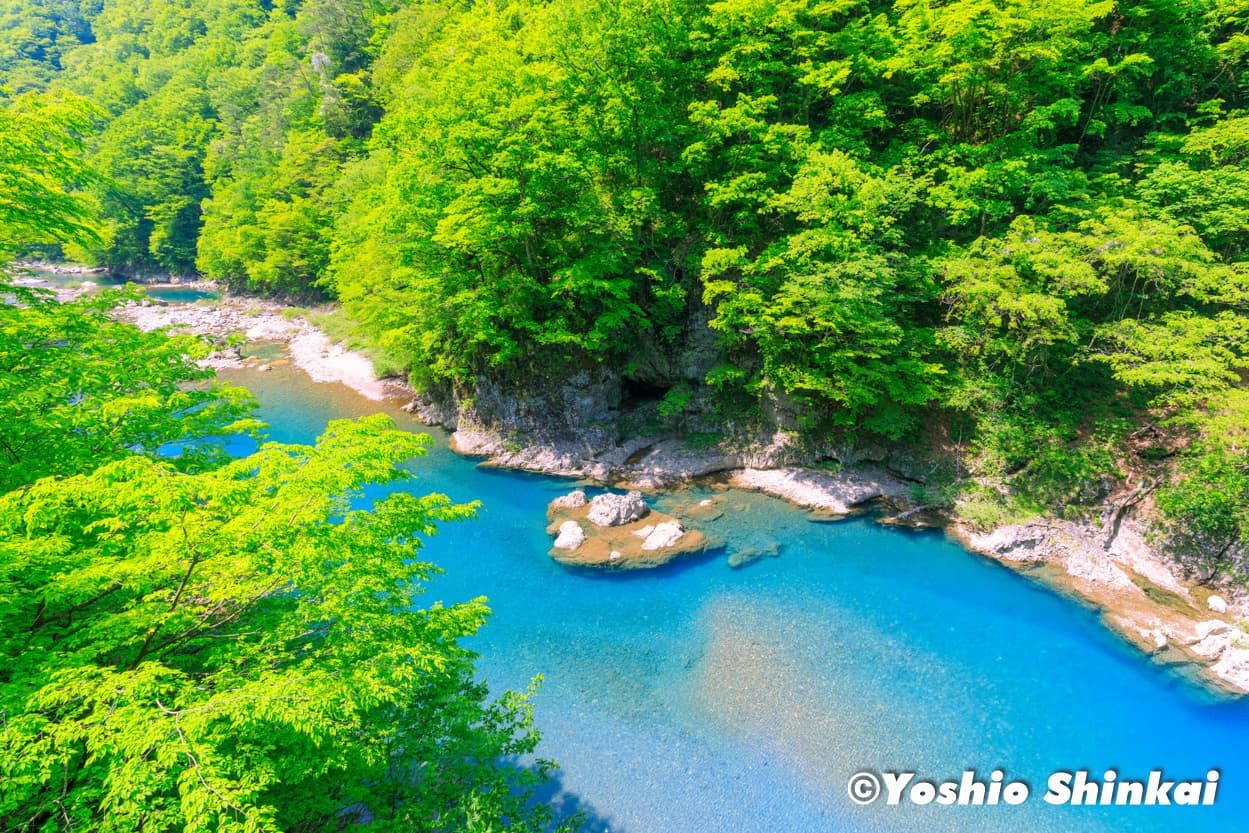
218 363 1249 833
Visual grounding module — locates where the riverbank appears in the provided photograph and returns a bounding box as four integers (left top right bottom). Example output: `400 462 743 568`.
113 294 410 402
101 286 1249 697
954 517 1249 696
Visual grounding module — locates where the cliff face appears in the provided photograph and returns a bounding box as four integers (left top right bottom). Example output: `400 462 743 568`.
406 304 945 486
411 303 727 449
410 363 924 488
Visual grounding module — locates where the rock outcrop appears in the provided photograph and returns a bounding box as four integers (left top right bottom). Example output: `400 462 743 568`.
587 490 649 527
550 490 588 510
545 491 707 569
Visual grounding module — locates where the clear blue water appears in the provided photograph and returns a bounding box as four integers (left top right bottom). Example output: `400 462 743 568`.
218 365 1249 833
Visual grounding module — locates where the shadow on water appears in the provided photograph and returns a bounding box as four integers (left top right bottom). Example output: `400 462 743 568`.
526 767 623 833
460 463 590 492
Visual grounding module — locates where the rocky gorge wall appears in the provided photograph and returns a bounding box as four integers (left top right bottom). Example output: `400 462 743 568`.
96 283 1249 698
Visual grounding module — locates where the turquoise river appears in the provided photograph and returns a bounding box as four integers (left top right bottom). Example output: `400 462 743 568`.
218 363 1249 833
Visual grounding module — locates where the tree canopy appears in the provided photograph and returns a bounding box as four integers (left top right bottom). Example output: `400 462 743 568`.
0 80 573 833
5 0 1249 581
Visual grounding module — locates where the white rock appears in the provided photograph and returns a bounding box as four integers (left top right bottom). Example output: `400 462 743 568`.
1064 548 1138 592
609 551 622 561
1211 645 1249 692
1208 595 1229 614
553 521 586 551
731 467 906 514
699 499 714 507
587 490 649 527
632 525 655 539
551 491 588 510
1190 621 1236 659
641 520 685 551
1106 522 1192 600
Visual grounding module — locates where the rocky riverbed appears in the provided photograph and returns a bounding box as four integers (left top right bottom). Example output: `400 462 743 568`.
115 294 410 402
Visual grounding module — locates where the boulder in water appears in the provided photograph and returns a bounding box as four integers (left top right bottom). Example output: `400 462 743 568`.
587 490 649 527
727 542 781 569
553 520 586 551
551 490 588 511
546 493 704 569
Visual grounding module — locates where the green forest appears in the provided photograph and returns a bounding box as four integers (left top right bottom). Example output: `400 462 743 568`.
8 0 1249 572
1 24 569 830
3 0 1249 826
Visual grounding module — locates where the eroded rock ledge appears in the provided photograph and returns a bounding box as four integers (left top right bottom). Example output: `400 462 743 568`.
730 466 909 516
954 518 1249 696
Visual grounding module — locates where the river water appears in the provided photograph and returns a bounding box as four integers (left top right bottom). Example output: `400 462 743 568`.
17 266 221 303
218 363 1249 833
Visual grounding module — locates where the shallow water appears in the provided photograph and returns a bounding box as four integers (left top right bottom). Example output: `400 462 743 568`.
13 268 219 303
15 266 125 288
218 364 1249 833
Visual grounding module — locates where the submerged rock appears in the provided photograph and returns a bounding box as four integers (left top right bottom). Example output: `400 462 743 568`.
587 490 649 527
553 520 586 551
727 542 781 569
682 497 724 521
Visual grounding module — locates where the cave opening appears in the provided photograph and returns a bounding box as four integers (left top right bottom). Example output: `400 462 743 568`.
620 377 671 407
